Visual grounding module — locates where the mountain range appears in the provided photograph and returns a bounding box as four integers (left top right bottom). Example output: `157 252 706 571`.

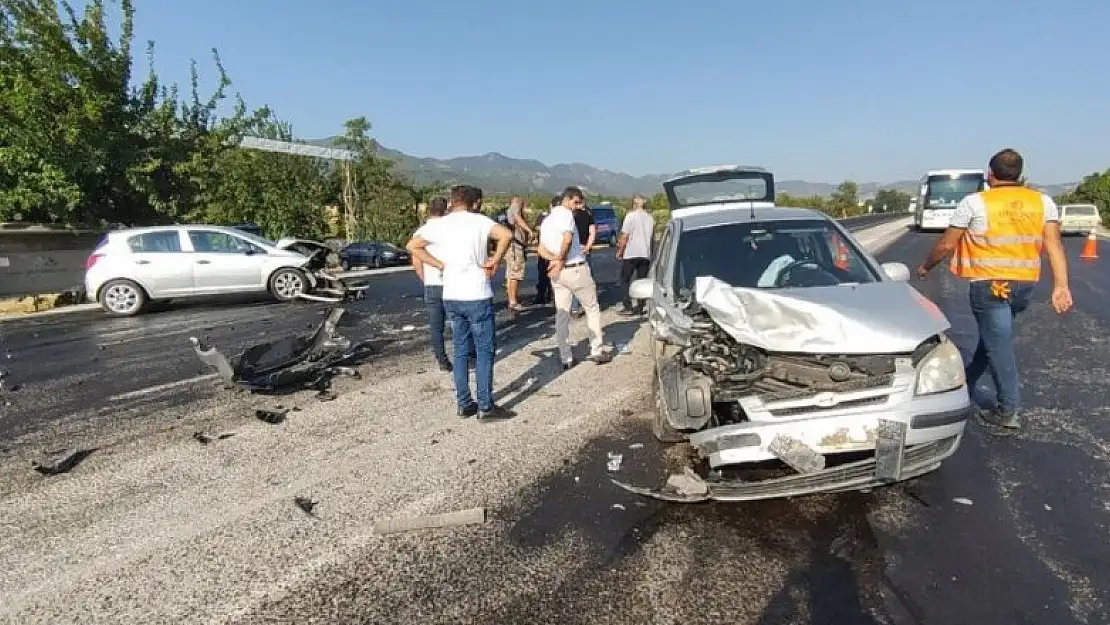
308 137 1077 199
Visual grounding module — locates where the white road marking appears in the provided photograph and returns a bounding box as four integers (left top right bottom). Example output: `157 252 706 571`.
107 373 219 402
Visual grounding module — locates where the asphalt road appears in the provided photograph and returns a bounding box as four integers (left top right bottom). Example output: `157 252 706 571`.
2 225 1108 624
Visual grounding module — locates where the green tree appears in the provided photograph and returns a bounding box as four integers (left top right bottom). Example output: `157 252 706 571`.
829 180 861 217
872 188 912 213
1056 169 1110 221
332 116 419 244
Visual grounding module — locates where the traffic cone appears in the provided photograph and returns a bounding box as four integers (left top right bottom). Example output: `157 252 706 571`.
834 236 850 270
1080 232 1099 261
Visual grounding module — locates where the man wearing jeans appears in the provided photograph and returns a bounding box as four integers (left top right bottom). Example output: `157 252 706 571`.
412 197 452 371
616 193 655 315
538 186 611 370
916 148 1073 430
407 185 515 420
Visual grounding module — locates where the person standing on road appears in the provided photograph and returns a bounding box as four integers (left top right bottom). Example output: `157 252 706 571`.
569 199 597 317
503 196 535 312
411 197 453 371
406 185 516 420
915 148 1073 430
615 194 655 316
532 196 558 306
538 186 611 369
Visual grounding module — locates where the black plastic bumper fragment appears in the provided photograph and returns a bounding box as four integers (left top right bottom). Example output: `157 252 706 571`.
910 407 970 429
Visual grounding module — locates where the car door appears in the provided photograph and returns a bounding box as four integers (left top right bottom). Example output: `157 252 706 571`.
186 229 270 293
123 230 193 297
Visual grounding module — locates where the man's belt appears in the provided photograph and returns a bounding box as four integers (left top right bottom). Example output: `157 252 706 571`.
564 260 586 268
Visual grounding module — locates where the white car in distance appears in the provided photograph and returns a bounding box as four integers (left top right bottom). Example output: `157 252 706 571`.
84 225 314 316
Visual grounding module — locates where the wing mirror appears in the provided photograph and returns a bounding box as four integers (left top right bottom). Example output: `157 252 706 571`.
629 278 653 300
881 262 911 282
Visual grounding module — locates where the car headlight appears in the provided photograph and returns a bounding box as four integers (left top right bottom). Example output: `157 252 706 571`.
915 338 965 395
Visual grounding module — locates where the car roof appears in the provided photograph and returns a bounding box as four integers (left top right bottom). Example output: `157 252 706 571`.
108 224 270 239
674 206 830 232
664 165 770 184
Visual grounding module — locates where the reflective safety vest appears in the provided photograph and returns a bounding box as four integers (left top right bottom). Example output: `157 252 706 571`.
950 185 1046 282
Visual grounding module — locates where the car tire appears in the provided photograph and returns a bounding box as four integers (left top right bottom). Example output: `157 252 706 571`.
652 368 686 444
268 268 307 302
98 279 148 317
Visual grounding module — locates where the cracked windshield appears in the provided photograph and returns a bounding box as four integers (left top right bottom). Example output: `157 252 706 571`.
1 0 1105 623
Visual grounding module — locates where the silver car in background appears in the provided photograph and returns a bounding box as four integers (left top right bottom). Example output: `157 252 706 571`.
1059 203 1103 236
617 166 971 502
84 225 314 316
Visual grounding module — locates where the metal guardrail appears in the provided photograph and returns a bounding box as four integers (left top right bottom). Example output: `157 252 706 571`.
837 212 910 231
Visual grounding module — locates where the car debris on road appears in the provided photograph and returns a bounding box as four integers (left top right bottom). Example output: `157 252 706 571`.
32 448 95 475
190 307 374 394
372 507 487 535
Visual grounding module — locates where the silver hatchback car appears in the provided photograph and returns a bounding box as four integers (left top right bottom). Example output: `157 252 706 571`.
84 225 313 316
618 166 971 502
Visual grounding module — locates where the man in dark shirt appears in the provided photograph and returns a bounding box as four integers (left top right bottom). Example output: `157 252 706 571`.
532 195 559 306
569 202 596 316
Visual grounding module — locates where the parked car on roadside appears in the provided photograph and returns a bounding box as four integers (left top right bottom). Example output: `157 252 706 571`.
590 204 620 245
1059 203 1103 236
616 165 970 503
337 241 410 270
84 225 314 317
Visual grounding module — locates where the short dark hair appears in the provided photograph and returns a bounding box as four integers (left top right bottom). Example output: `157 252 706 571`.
428 197 448 217
989 149 1023 182
550 195 562 208
562 186 585 201
450 185 471 209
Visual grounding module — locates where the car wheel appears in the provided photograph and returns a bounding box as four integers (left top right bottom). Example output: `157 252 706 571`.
99 279 147 317
652 368 686 443
269 268 307 302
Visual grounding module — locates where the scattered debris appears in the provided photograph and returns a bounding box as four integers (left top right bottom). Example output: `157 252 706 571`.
294 496 318 516
667 468 710 497
953 497 974 506
190 307 374 394
628 442 644 450
611 503 626 510
255 408 288 424
193 431 235 444
606 452 623 472
401 324 416 332
616 342 632 355
1044 503 1053 511
373 507 487 535
315 390 338 402
32 448 95 475
618 408 634 417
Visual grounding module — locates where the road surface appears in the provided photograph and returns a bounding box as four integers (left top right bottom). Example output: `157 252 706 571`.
0 222 1107 624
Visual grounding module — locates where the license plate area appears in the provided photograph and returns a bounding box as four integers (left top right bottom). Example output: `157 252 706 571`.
873 418 907 482
768 433 826 474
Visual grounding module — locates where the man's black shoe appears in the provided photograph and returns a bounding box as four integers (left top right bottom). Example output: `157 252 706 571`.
438 361 453 373
457 403 478 418
477 405 516 421
977 407 1020 429
587 351 613 365
562 359 577 371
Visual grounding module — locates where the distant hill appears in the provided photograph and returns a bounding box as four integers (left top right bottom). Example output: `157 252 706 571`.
305 137 1077 199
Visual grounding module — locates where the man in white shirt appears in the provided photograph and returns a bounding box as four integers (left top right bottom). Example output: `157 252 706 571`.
411 197 452 371
615 193 655 315
537 186 611 370
407 185 515 420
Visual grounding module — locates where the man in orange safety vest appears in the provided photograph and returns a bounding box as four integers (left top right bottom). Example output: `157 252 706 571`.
915 148 1073 430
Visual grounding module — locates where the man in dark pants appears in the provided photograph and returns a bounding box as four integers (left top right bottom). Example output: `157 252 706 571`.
407 185 515 420
569 200 596 316
532 195 559 306
412 197 452 370
616 194 655 315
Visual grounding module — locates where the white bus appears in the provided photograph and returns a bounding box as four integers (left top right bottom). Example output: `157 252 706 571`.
914 169 988 231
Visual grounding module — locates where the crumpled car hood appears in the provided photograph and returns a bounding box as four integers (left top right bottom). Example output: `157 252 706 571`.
693 276 950 354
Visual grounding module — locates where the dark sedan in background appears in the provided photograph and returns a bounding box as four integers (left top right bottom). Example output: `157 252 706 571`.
338 241 410 270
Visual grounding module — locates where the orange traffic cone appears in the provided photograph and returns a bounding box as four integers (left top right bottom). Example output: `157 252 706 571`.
1080 231 1099 261
834 236 850 270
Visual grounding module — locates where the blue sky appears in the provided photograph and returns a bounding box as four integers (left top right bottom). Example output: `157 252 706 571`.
128 0 1106 184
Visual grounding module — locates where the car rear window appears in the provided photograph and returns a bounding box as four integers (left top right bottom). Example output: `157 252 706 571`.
1064 205 1098 216
127 231 182 253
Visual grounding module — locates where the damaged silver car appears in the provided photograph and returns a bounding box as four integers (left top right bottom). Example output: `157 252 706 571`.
616 166 971 502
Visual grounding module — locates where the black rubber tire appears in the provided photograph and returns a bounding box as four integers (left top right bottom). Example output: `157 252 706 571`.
98 279 148 317
268 268 307 302
652 368 686 443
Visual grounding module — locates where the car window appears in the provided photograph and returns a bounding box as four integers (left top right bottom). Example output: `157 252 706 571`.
127 231 182 253
189 230 263 254
672 219 879 296
1064 205 1098 217
653 224 675 289
592 208 617 221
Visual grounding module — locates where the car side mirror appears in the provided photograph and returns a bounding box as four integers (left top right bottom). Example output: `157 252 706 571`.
629 278 653 300
881 262 910 282
244 248 256 255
